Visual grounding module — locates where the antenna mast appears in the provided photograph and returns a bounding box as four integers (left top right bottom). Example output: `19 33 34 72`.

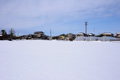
85 21 88 34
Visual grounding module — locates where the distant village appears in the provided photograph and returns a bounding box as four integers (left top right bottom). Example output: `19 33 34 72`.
0 28 120 41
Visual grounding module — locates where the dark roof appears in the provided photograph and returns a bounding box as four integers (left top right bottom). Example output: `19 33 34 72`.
34 31 44 34
67 33 75 35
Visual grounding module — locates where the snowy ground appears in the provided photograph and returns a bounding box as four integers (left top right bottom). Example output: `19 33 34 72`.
0 40 120 80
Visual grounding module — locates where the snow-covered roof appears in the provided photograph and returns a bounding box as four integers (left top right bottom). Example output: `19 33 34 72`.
102 32 113 35
117 32 120 34
88 33 94 35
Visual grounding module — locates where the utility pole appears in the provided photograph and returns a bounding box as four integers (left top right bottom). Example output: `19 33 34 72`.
50 29 52 40
85 21 88 34
93 28 95 34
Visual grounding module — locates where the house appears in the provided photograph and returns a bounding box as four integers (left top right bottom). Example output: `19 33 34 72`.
76 32 87 37
34 31 49 40
0 30 9 40
58 34 66 40
34 31 44 38
26 34 33 39
116 32 120 38
0 34 2 40
66 33 75 41
88 33 95 36
101 32 113 37
58 36 65 40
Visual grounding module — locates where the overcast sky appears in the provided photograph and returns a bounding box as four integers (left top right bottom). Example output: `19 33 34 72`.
0 0 120 35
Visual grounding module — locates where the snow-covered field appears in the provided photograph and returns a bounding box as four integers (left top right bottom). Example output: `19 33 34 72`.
0 40 120 80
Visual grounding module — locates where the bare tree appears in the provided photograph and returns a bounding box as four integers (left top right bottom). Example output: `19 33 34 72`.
9 28 15 39
1 30 7 36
